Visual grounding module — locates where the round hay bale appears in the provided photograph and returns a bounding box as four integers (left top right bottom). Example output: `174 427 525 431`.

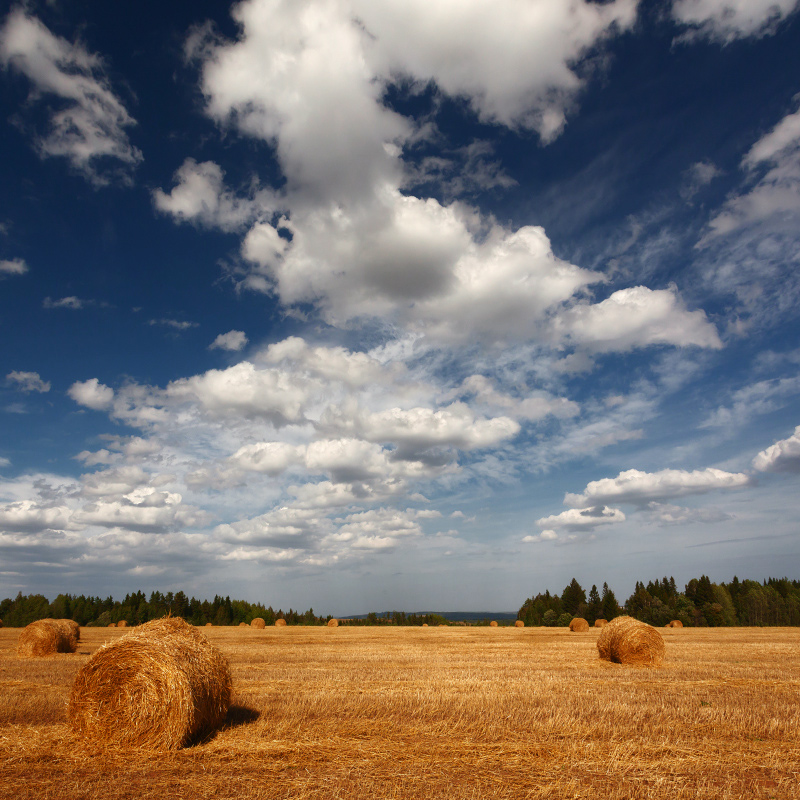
274 618 287 627
597 615 665 666
54 619 80 644
69 616 232 751
0 619 4 628
489 620 498 627
595 619 608 628
238 622 248 627
667 619 683 628
422 623 428 627
569 617 590 632
17 619 77 657
117 620 128 628
327 618 338 627
107 623 116 628
205 623 213 627
514 620 524 628
250 618 266 629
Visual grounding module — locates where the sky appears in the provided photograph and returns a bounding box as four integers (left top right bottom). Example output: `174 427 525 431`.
1 0 800 615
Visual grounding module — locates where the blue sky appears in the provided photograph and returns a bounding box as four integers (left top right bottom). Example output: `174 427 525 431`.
1 0 799 615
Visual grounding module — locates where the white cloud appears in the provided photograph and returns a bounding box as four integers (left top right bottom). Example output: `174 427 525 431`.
700 376 800 428
522 529 559 543
153 159 275 232
227 441 304 477
535 505 626 532
6 371 50 393
0 9 141 185
458 374 579 421
43 296 84 309
645 501 732 525
672 0 799 43
68 378 114 410
753 425 800 473
565 467 750 507
148 318 199 331
210 330 248 351
0 257 28 276
554 286 722 352
0 499 73 533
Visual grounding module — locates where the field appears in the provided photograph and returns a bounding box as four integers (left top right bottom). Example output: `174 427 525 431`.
0 625 798 799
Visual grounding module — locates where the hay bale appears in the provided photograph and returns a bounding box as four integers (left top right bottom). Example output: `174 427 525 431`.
597 615 665 666
54 619 80 644
667 619 683 628
205 623 213 627
17 619 77 657
514 620 524 628
250 618 266 629
238 622 248 627
422 623 428 627
595 619 607 628
274 618 287 627
327 618 338 628
69 616 232 751
489 620 498 627
107 623 116 628
569 617 590 632
0 619 4 628
117 620 128 628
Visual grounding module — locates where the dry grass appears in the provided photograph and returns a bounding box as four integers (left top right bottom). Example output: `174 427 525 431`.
1 625 799 798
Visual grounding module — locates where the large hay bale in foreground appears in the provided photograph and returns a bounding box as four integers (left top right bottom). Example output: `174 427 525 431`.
327 618 338 628
17 619 77 657
667 619 683 628
569 617 590 632
597 615 665 666
250 618 266 629
274 618 287 627
117 620 128 628
595 619 607 628
69 617 231 751
515 620 524 628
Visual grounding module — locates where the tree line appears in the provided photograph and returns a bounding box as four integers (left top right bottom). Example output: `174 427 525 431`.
517 575 800 627
0 590 331 628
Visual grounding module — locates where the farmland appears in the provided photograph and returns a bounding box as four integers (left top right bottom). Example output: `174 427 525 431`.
1 625 798 799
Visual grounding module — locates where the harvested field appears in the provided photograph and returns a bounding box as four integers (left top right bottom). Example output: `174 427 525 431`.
1 625 799 799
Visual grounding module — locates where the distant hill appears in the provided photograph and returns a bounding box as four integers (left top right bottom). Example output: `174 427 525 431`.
347 611 519 622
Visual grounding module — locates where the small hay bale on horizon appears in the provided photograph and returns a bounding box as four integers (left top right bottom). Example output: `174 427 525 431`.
667 619 683 628
422 623 428 627
17 619 78 657
205 623 213 627
69 616 231 751
515 620 524 628
251 618 266 629
489 620 498 627
238 622 248 627
595 619 607 628
275 618 287 627
597 615 665 666
107 623 116 628
117 620 128 628
569 617 590 632
0 619 4 628
327 618 338 627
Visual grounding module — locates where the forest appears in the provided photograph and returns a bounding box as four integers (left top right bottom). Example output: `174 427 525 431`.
1 575 799 627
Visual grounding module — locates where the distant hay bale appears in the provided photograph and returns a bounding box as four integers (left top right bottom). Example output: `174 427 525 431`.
274 618 287 627
515 620 524 628
667 619 683 628
490 620 498 627
0 619 4 628
569 617 590 632
327 618 338 627
117 620 128 628
107 623 116 628
238 622 248 627
595 619 607 628
251 618 266 629
69 616 232 751
597 615 665 667
205 623 213 627
17 619 77 657
422 623 428 627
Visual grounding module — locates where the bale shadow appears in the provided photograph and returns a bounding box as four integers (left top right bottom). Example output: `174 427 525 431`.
224 703 261 729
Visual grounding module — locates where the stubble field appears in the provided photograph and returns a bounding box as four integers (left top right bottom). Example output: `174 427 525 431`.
0 624 798 799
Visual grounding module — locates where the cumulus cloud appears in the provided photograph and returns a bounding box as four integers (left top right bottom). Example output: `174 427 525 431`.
153 159 276 232
645 501 732 525
752 425 800 472
43 296 85 309
68 378 114 410
554 286 722 352
535 505 625 534
672 0 799 43
6 370 50 393
565 467 750 507
0 499 73 533
0 9 141 185
210 330 248 351
0 257 28 276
